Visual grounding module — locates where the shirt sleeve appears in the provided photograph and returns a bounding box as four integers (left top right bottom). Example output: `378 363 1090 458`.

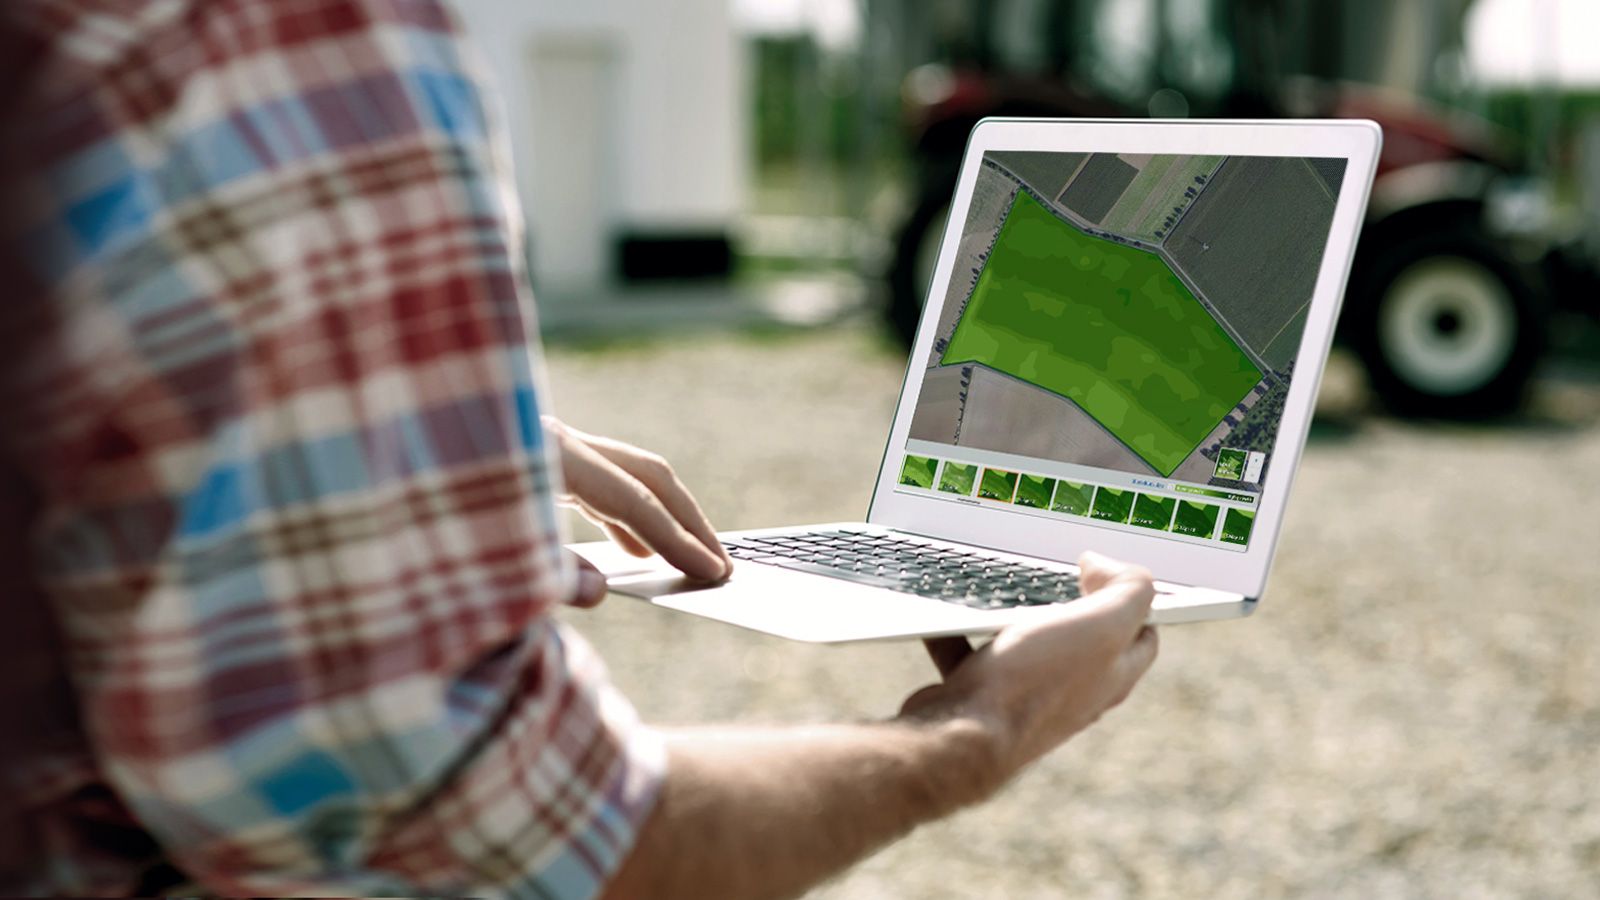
3 2 662 896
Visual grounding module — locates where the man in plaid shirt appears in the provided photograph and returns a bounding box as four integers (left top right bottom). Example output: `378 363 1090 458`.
0 2 1158 897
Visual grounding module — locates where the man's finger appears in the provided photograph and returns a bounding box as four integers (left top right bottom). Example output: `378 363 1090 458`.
566 500 655 557
1068 559 1156 639
1123 625 1159 677
922 636 973 679
562 438 727 580
576 430 731 573
566 550 609 608
592 511 654 557
1105 625 1160 707
1077 550 1134 594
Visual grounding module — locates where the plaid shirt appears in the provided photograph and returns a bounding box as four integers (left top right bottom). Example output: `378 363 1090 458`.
0 1 661 896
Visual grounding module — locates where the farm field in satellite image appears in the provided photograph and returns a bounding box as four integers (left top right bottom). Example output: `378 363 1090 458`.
908 148 1346 490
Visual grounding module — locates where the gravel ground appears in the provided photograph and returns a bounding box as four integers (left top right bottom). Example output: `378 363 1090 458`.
545 325 1599 899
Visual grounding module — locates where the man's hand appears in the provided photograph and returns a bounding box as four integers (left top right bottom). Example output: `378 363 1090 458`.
546 417 733 604
602 552 1159 900
900 551 1159 785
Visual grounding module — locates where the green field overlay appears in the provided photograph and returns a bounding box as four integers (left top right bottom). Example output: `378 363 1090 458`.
1131 494 1177 530
941 192 1262 476
1220 507 1256 545
1050 481 1095 516
900 455 938 489
1090 487 1134 523
938 462 978 495
1213 448 1247 481
1172 500 1221 538
978 468 1019 501
1013 474 1055 508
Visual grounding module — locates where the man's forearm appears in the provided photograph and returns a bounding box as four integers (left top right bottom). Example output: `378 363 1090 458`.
601 718 1002 900
597 557 1159 898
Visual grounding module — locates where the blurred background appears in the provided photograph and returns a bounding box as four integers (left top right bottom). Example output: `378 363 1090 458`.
458 1 1598 896
455 0 1600 418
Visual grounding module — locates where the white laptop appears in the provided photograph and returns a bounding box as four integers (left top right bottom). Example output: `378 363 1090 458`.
573 118 1381 642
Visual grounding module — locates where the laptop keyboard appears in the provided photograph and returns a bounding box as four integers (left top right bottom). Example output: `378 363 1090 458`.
723 529 1081 610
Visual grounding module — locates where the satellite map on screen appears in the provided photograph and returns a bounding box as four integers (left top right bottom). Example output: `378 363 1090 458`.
907 149 1346 491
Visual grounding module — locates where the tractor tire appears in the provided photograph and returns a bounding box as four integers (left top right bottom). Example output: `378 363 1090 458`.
1348 228 1546 417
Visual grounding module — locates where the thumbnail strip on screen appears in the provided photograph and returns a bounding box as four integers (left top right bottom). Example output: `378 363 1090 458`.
897 452 1257 550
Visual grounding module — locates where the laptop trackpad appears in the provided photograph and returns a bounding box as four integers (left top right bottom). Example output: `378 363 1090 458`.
606 570 724 597
607 563 997 643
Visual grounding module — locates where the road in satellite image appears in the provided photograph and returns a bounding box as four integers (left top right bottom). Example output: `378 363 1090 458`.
907 149 1346 489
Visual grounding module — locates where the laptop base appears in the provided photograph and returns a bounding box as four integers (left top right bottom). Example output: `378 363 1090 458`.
572 523 1254 644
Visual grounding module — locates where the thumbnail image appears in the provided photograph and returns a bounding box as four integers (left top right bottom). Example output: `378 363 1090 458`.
978 468 1020 502
899 454 938 489
938 462 978 495
1013 474 1056 508
1172 500 1221 538
1090 487 1135 523
1214 448 1247 481
1130 494 1177 530
1221 506 1256 545
1051 481 1096 516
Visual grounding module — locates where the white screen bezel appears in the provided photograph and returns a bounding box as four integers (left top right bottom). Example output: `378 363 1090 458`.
867 118 1381 599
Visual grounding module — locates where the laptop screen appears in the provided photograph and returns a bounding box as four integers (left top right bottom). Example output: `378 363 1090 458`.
893 150 1348 552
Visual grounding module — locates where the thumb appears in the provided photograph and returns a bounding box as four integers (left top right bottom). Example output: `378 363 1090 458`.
1073 552 1155 636
567 550 609 608
1077 550 1136 594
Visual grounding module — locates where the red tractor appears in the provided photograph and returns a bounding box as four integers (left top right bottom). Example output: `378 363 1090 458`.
880 2 1595 416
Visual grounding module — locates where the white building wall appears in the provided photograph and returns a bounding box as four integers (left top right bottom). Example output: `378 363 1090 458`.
452 0 747 288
